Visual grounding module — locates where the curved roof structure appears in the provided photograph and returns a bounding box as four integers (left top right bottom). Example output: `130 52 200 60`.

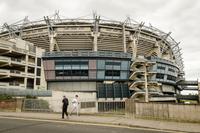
0 13 184 73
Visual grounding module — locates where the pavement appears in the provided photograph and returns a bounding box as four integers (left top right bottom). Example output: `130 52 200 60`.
0 112 200 133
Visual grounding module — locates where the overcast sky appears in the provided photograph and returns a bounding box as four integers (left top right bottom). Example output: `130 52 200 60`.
0 0 200 80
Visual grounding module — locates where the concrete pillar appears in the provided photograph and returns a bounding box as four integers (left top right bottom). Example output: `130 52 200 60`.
129 36 137 59
93 33 98 51
92 17 100 52
24 55 28 89
122 24 126 53
144 63 149 102
15 98 23 112
34 51 37 90
155 41 161 57
198 81 200 103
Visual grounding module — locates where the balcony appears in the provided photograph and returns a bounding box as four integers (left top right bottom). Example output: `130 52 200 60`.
0 82 25 89
0 56 10 63
0 69 10 75
0 69 26 77
11 57 26 65
27 73 35 78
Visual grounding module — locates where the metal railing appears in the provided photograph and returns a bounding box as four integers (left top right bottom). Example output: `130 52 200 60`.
0 88 52 97
43 51 131 59
22 99 51 112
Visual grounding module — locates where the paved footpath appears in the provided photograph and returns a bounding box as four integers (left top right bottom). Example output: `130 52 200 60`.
0 112 200 133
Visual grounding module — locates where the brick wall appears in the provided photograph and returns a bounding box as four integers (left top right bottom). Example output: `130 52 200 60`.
0 100 16 111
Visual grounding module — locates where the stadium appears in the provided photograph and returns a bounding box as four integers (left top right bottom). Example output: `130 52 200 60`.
0 13 199 112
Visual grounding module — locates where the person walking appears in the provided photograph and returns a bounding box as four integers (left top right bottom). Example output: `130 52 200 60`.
62 96 69 119
70 95 79 116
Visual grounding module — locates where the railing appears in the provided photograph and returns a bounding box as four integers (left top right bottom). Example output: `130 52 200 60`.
98 101 125 114
43 51 131 59
0 69 10 74
0 88 52 97
22 99 51 112
147 56 178 68
0 56 10 62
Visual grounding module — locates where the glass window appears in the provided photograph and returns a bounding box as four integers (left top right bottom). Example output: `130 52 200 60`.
55 65 63 70
168 68 175 73
156 73 165 79
121 61 128 70
97 60 105 69
80 65 88 70
157 66 165 70
167 75 176 81
97 70 105 79
63 70 71 76
55 70 64 76
120 71 128 79
37 58 41 66
36 78 40 85
36 68 41 76
105 70 120 76
63 65 71 70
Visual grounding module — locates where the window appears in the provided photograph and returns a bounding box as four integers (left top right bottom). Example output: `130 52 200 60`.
156 73 165 79
157 66 165 70
55 70 64 76
57 70 88 76
81 102 96 108
55 65 63 70
168 68 175 73
55 60 88 70
167 75 176 81
37 58 41 66
105 62 121 66
105 70 120 77
36 68 41 76
36 78 40 85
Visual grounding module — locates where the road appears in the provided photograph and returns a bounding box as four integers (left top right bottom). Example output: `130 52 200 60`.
0 117 175 133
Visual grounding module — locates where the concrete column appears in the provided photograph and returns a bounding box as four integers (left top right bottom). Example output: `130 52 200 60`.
15 98 23 112
122 24 126 53
93 33 98 51
92 17 99 52
198 81 200 104
24 55 28 89
155 41 161 57
129 36 137 59
34 52 37 90
144 62 149 102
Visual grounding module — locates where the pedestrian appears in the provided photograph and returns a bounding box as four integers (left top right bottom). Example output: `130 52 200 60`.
62 96 69 119
70 95 79 116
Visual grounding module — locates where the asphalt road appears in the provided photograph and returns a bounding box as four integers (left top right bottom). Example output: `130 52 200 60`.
0 117 173 133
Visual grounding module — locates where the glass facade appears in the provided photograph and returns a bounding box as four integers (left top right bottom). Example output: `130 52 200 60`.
151 58 179 84
97 83 130 98
44 57 130 81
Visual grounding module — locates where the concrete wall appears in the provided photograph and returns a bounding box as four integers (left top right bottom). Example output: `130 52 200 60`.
40 91 97 113
125 99 200 122
48 82 96 92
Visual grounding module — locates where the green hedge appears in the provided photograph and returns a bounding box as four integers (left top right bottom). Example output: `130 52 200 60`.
0 94 12 100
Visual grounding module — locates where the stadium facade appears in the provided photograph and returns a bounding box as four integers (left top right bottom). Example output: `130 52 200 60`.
0 13 199 112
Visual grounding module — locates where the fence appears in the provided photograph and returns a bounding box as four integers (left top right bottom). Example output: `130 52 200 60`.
22 98 125 114
98 101 125 114
22 99 51 112
125 99 200 122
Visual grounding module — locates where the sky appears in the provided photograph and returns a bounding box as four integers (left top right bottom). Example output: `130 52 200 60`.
0 0 200 81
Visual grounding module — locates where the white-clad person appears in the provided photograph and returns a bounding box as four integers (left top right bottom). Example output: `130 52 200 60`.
70 95 79 116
